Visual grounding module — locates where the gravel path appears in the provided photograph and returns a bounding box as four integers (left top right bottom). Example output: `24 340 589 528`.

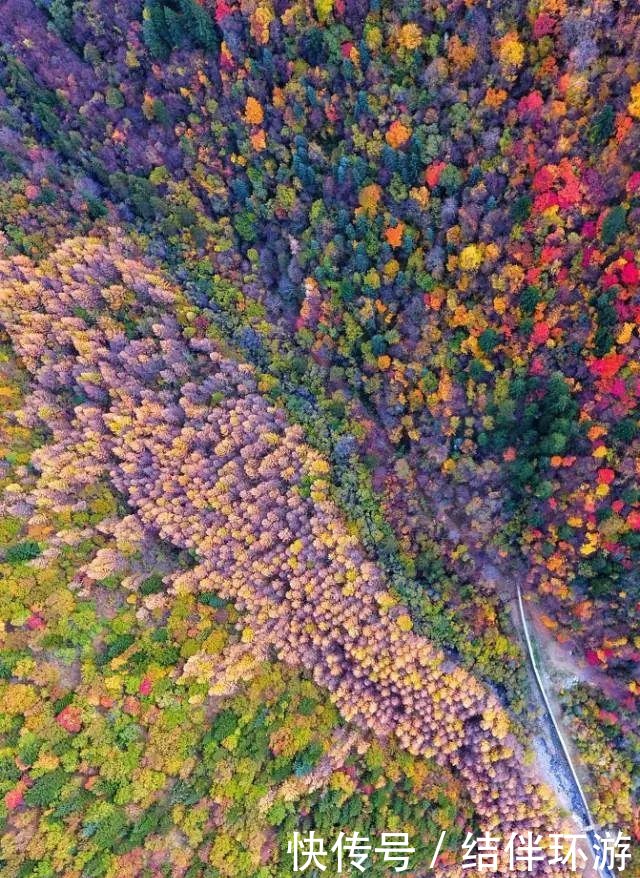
513 580 613 878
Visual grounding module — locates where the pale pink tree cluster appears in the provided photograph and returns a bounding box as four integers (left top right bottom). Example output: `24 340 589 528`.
0 235 573 875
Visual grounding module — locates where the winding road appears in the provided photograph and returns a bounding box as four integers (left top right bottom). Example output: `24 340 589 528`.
430 493 613 878
515 582 614 878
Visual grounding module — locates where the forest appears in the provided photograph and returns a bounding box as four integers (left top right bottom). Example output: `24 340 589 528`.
0 0 638 875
